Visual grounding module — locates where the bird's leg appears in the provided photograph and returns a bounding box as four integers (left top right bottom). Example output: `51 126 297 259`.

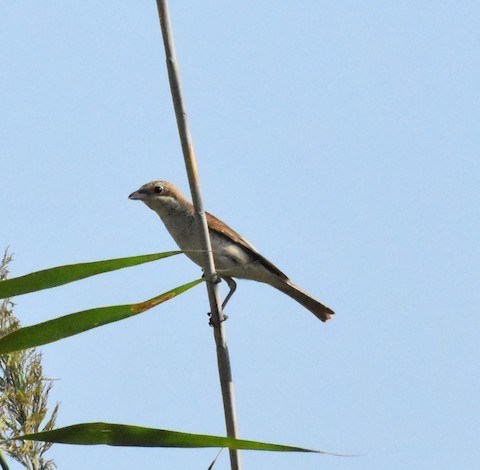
208 277 236 326
204 272 233 325
221 276 237 310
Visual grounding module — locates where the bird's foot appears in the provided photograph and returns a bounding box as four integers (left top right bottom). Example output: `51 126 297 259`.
201 271 222 284
207 311 228 327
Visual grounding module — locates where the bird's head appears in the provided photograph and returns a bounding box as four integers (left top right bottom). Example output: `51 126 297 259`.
129 181 191 214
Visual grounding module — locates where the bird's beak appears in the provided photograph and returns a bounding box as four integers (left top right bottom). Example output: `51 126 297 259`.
128 190 144 201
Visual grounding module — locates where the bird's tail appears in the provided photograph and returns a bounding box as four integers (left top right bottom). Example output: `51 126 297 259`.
270 277 335 322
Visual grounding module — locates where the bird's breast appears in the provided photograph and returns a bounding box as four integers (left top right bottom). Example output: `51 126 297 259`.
158 211 261 278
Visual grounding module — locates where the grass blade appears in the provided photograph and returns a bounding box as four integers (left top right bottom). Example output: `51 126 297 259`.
0 279 203 354
0 251 181 299
16 422 338 454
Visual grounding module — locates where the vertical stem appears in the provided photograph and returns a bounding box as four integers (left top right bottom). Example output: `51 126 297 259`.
0 450 9 470
154 2 241 469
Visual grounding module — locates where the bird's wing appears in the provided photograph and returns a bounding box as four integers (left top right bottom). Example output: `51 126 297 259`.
206 211 289 280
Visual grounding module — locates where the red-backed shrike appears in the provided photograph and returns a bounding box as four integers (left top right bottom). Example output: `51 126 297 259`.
129 181 334 322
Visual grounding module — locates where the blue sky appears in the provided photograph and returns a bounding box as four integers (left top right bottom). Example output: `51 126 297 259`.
1 1 479 469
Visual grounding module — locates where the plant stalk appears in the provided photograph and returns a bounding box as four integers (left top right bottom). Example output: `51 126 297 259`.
154 2 242 469
0 450 9 470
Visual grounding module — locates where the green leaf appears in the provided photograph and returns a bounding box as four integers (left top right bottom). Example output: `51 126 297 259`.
16 422 338 455
0 279 203 354
0 251 181 299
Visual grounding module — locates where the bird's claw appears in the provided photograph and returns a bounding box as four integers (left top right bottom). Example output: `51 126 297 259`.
207 311 228 327
201 272 221 284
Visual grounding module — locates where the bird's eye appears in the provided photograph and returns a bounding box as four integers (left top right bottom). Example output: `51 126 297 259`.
154 185 164 194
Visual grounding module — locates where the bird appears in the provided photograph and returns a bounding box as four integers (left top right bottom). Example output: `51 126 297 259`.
129 181 334 322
